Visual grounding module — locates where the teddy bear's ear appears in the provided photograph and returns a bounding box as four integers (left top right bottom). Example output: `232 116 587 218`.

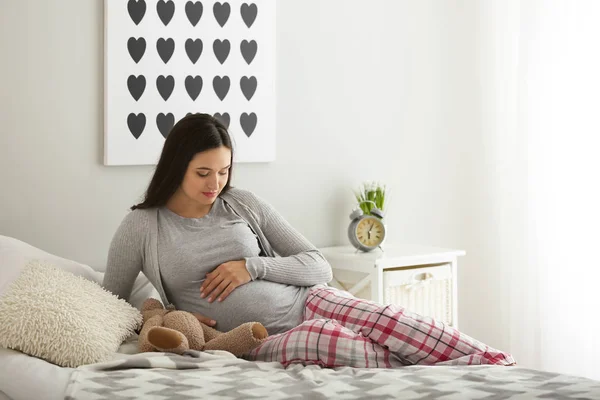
142 298 164 312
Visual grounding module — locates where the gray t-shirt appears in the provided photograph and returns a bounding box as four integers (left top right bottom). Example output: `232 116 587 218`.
157 198 309 334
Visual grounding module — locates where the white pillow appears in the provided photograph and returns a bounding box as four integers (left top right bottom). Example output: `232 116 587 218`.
0 260 142 367
0 235 160 309
0 235 100 296
128 273 162 310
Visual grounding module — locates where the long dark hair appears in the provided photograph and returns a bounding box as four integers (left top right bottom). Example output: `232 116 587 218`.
131 113 233 210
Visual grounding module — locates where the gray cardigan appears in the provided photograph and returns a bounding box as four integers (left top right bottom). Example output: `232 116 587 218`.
102 188 333 306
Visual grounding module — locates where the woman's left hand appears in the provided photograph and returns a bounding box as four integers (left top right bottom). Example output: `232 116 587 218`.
200 260 251 303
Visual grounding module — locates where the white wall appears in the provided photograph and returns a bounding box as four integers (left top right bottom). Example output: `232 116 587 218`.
472 0 600 378
1 1 499 346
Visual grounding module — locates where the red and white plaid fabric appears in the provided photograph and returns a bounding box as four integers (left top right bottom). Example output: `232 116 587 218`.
245 286 515 368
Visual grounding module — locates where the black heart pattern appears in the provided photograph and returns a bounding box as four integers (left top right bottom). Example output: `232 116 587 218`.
213 2 231 27
185 75 203 100
157 38 175 64
185 38 203 63
157 0 175 26
240 40 257 64
156 75 174 101
185 1 203 26
213 39 230 64
213 76 230 101
240 112 257 137
127 0 146 25
123 2 263 145
240 76 257 101
127 75 146 101
127 113 146 139
157 113 175 138
127 37 146 63
213 112 231 128
241 3 258 28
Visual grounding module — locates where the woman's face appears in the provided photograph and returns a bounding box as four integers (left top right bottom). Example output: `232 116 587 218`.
180 146 231 208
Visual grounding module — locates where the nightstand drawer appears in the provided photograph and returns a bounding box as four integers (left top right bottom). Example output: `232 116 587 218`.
383 264 453 325
320 245 464 328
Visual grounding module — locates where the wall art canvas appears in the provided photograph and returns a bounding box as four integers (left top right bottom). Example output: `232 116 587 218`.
104 0 276 165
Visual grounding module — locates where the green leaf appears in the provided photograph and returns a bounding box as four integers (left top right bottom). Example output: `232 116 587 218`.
354 181 388 215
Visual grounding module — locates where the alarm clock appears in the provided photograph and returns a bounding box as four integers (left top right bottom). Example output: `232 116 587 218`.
348 207 386 252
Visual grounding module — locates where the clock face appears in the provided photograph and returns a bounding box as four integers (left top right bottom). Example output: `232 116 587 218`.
355 217 385 248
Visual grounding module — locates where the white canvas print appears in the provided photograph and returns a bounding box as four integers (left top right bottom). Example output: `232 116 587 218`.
104 0 276 165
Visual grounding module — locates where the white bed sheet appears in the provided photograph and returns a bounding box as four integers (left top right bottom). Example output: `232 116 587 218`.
0 348 73 400
0 335 141 400
0 391 12 400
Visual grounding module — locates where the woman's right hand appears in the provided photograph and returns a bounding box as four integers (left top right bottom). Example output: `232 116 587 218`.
191 312 216 327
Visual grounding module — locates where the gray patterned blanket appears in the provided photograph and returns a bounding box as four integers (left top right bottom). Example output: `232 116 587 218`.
65 350 600 399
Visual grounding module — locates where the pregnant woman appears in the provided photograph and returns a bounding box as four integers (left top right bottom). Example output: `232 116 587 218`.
103 113 514 368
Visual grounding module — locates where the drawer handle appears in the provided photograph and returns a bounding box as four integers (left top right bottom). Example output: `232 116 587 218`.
405 272 434 291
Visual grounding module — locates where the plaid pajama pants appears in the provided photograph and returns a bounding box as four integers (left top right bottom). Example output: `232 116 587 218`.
244 286 515 368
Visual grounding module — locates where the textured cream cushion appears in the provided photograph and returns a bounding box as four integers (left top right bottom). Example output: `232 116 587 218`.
0 260 143 367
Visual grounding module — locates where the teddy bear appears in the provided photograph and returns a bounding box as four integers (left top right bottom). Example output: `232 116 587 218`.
138 298 268 357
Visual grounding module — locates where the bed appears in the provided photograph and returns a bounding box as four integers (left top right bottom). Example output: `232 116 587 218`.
2 344 600 400
1 236 600 399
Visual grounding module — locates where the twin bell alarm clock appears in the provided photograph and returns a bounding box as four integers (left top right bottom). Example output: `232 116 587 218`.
347 207 386 252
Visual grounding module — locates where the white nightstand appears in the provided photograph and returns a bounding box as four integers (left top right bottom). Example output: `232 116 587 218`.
320 244 465 328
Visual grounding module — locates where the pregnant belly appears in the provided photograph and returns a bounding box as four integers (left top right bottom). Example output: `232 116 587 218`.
177 280 305 333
